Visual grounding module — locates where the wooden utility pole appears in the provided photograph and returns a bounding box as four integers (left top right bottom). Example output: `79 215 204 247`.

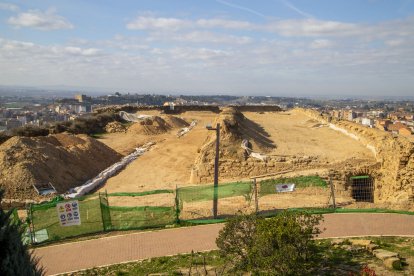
213 124 220 218
206 123 220 219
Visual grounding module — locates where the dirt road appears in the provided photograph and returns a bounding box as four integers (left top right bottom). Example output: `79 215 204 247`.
33 213 414 275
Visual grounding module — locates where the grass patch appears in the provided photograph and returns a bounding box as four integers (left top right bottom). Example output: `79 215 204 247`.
177 181 251 203
66 251 226 276
64 239 396 275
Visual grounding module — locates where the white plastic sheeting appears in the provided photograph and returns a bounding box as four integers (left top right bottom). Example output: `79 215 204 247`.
177 120 197 137
241 139 268 161
65 142 155 198
119 111 152 122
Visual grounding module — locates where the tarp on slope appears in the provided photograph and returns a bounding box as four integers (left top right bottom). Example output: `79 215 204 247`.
177 120 197 137
65 142 155 198
119 111 152 122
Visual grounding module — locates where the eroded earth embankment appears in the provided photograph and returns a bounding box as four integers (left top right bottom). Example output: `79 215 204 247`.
299 108 414 204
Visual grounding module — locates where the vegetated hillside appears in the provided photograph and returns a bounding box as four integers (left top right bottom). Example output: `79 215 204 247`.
0 133 122 200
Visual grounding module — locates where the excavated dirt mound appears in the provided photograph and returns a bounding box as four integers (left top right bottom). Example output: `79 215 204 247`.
161 115 189 128
199 107 275 159
127 115 188 135
0 133 122 200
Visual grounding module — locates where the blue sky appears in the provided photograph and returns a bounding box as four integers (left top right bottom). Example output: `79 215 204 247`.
0 0 413 96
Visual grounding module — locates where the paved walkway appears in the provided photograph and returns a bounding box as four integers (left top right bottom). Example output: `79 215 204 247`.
33 213 414 275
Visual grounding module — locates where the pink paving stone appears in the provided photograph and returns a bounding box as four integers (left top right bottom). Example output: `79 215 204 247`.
33 213 414 275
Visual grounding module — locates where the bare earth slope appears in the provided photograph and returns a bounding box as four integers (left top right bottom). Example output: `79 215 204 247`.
99 111 218 192
0 133 121 200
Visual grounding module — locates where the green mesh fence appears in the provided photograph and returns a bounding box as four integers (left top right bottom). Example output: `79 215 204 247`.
104 190 177 230
259 175 327 196
177 182 252 203
28 178 413 245
107 190 174 197
108 206 176 230
177 182 253 220
31 195 104 243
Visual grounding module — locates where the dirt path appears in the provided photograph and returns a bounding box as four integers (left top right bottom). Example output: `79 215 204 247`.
33 213 414 275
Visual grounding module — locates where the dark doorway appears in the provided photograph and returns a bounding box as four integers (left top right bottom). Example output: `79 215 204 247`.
350 175 374 202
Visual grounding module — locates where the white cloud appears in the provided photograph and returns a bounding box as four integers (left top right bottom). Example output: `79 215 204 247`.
0 2 19 11
196 18 253 29
310 39 334 49
147 31 252 45
63 47 102 56
265 19 359 37
7 9 74 30
126 16 253 31
126 16 190 30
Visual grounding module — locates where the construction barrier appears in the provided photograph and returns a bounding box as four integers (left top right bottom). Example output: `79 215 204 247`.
27 175 414 245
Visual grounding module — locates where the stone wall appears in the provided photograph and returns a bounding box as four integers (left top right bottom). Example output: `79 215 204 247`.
191 155 323 183
298 108 414 203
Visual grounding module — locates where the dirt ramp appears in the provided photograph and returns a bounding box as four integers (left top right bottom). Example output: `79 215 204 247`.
0 134 122 200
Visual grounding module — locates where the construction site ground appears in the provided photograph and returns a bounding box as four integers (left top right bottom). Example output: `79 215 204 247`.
97 109 375 209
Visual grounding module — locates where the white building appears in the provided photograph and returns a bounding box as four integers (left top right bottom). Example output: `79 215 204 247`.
361 118 375 127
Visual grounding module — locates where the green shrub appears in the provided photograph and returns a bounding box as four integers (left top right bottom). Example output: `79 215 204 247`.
11 125 49 137
216 211 322 275
215 213 256 271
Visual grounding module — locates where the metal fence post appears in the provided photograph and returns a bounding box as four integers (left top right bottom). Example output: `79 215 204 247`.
175 185 180 224
27 204 36 244
329 176 336 209
98 192 107 232
254 178 259 214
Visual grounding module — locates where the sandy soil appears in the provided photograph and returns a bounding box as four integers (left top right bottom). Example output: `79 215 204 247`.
98 111 219 193
96 109 376 211
243 110 375 162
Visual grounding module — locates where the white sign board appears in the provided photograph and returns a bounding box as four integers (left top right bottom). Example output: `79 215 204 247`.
57 200 81 226
275 183 295 193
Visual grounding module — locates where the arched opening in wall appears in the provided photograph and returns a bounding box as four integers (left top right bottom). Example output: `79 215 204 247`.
350 175 374 202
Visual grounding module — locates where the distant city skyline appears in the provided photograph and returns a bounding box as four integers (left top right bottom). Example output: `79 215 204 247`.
0 0 413 96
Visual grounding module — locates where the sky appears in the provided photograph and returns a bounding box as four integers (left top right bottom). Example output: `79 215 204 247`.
0 0 413 97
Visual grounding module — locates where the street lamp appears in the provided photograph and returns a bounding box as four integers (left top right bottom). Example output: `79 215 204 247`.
206 123 220 219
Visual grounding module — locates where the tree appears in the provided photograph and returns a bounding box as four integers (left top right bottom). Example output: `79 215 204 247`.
0 190 43 276
215 213 256 271
216 211 322 275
